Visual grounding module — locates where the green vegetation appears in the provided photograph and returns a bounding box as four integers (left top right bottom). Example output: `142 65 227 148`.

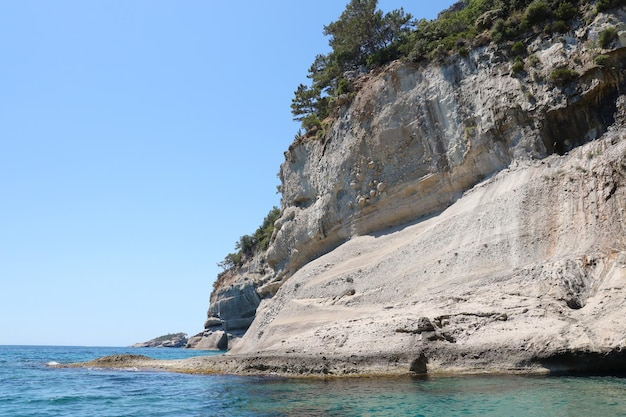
511 57 525 73
549 19 569 33
254 207 281 251
594 54 610 66
291 0 413 130
599 26 618 48
291 0 597 135
522 1 550 26
511 41 527 56
152 333 186 343
549 67 580 85
218 206 281 273
596 0 626 12
214 0 626 288
555 2 579 20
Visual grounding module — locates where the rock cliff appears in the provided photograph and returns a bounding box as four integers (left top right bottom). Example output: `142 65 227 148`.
194 6 626 375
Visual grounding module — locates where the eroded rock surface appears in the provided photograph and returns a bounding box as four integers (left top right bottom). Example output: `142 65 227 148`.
268 10 626 280
229 133 626 374
191 8 626 374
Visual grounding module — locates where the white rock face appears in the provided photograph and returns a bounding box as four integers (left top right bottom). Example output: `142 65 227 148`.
199 11 626 371
267 11 626 281
233 133 626 373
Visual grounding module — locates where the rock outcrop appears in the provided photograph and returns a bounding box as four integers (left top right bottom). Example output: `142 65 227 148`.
192 6 626 375
131 333 187 348
232 132 626 375
267 8 626 283
190 267 263 350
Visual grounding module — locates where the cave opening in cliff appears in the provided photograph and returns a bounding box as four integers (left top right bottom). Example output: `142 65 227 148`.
543 88 620 156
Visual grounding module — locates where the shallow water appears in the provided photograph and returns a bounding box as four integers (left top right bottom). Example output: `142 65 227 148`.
1 345 626 416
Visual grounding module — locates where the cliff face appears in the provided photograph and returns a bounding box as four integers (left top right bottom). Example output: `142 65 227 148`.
269 9 626 280
195 8 626 373
234 133 626 372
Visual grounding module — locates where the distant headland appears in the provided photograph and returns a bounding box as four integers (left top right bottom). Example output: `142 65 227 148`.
131 333 187 348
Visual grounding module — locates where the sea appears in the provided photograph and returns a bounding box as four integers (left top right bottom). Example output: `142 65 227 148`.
1 345 626 417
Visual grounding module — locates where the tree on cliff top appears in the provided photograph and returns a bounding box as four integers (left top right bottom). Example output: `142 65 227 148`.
323 0 412 72
291 0 412 131
292 0 612 135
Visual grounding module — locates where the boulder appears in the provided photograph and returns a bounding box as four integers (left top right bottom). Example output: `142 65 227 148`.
416 317 435 333
204 317 223 329
193 330 228 351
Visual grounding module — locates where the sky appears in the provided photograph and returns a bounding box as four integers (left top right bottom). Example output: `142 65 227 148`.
0 1 457 347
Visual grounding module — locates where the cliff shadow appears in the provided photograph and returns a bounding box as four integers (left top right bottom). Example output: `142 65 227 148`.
543 66 626 156
535 349 626 376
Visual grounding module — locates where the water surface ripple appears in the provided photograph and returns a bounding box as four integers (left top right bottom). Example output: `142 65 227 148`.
1 346 625 416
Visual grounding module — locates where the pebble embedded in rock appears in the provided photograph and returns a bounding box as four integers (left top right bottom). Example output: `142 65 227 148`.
417 317 435 333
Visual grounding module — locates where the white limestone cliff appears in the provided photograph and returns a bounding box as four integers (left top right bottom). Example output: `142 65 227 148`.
192 7 626 375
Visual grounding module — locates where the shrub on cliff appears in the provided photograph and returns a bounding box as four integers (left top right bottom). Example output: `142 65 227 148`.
596 0 626 12
291 0 412 134
291 83 327 125
594 54 610 66
217 206 281 276
152 333 186 343
599 26 618 48
512 40 527 55
511 57 525 73
555 2 578 21
550 67 580 85
254 206 281 251
218 251 242 271
522 1 550 26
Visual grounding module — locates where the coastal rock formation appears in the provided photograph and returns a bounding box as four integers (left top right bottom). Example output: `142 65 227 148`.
233 132 626 375
131 333 188 348
191 5 626 375
267 9 626 282
189 268 261 350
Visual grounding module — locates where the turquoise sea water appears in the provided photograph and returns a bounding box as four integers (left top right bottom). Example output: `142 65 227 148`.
1 345 626 416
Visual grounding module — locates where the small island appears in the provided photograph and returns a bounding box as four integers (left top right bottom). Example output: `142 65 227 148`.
131 333 188 348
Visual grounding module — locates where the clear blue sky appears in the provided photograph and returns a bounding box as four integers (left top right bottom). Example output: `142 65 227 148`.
0 1 456 346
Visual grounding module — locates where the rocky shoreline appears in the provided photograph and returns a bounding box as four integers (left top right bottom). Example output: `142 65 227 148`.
63 345 626 377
